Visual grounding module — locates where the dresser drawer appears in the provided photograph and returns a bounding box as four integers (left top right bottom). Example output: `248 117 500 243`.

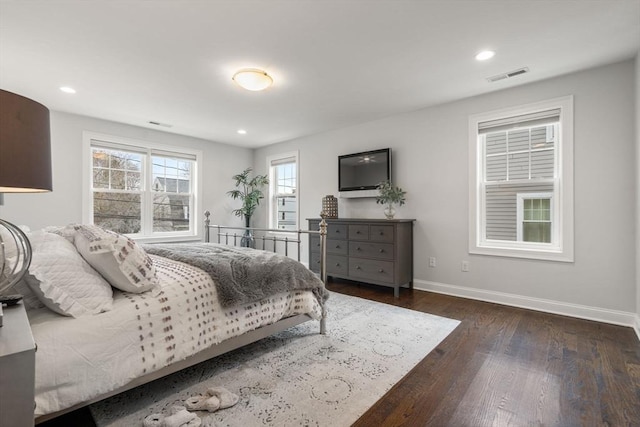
369 225 394 242
349 241 394 260
308 221 347 239
328 224 348 240
349 258 394 284
311 253 348 275
348 224 369 240
310 237 348 255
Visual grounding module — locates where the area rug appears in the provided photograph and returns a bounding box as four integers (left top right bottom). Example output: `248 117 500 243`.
90 292 460 427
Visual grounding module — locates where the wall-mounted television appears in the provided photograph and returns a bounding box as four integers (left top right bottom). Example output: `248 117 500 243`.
338 148 391 194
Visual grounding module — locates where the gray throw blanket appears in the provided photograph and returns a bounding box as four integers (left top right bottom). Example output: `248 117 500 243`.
143 243 329 308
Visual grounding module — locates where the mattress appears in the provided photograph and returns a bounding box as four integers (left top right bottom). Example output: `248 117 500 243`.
27 254 323 417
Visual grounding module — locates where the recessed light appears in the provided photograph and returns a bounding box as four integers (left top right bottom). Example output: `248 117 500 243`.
59 86 76 94
237 129 247 135
475 50 495 61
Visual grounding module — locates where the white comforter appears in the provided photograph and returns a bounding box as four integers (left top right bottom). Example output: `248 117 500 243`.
28 254 323 417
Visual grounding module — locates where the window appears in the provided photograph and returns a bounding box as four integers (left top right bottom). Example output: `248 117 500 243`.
267 153 298 231
468 96 574 261
84 133 201 240
517 193 553 243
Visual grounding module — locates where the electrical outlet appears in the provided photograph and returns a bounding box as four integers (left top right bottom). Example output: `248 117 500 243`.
461 261 470 272
429 257 436 267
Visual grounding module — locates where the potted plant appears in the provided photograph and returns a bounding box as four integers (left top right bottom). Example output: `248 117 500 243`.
376 180 406 219
227 167 269 247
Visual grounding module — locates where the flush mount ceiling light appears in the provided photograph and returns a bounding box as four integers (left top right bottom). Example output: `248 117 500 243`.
59 86 76 94
232 69 273 91
237 129 247 135
475 50 495 61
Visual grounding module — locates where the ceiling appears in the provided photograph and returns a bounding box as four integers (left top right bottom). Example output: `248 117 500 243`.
1 1 639 149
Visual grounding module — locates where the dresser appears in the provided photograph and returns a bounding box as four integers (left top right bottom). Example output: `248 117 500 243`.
308 218 414 297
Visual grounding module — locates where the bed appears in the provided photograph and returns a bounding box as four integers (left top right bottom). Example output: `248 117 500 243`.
15 214 328 423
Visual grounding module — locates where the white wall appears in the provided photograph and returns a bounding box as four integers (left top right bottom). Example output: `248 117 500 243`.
255 60 637 323
635 52 640 338
0 111 252 236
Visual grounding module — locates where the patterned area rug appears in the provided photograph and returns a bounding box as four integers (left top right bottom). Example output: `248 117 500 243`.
90 292 460 427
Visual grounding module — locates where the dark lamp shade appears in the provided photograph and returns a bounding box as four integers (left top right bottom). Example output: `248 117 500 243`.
0 89 52 192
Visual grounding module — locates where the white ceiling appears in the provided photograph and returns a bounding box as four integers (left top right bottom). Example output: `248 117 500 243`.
1 0 639 148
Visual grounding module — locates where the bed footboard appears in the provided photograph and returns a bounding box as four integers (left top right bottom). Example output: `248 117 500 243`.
203 210 328 334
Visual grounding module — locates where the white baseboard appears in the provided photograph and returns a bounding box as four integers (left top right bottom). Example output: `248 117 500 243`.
414 279 638 334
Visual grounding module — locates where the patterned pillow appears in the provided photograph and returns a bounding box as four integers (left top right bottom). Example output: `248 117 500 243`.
73 225 160 294
24 230 113 317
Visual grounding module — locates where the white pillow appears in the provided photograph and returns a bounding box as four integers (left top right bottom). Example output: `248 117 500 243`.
12 279 45 310
24 231 113 317
73 225 160 294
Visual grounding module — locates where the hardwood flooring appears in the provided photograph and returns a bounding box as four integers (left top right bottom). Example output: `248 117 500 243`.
40 279 640 426
328 280 640 427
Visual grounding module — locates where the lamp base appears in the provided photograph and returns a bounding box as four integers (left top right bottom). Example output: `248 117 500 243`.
0 219 32 295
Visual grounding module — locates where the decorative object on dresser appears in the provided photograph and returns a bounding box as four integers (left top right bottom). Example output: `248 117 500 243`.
321 194 338 218
375 180 406 220
0 89 52 295
226 167 269 248
309 218 414 298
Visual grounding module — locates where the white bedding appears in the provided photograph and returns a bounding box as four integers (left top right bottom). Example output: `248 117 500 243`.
28 254 323 417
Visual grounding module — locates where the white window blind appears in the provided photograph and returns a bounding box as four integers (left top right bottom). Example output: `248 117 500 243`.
478 108 561 134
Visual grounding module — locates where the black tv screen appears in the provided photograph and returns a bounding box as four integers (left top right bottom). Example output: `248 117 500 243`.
339 148 391 191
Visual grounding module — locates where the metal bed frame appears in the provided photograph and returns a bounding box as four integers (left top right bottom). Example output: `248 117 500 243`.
204 210 328 334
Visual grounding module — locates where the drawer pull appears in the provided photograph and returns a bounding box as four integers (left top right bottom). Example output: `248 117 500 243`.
356 230 361 234
356 247 361 251
335 245 340 249
379 232 384 235
356 266 361 270
379 249 384 253
378 269 384 273
335 263 341 267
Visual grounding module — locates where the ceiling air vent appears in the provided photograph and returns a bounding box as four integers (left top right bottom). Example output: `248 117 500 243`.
487 67 530 83
148 121 173 128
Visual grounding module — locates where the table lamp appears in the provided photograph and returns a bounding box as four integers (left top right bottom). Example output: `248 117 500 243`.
0 89 52 294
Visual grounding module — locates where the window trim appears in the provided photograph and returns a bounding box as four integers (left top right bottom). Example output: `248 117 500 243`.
266 151 299 232
82 131 203 242
468 96 574 262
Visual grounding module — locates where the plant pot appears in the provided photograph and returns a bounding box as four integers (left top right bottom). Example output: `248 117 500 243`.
240 215 255 248
384 205 396 220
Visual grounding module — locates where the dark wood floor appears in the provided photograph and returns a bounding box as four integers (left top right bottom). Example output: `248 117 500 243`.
41 279 640 426
331 281 640 427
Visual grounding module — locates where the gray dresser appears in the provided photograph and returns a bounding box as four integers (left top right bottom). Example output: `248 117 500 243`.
308 218 414 297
